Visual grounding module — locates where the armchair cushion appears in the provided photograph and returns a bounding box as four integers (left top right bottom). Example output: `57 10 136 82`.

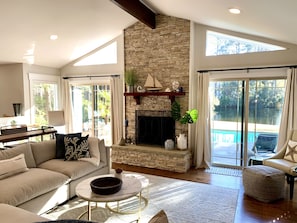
283 140 297 162
263 158 297 176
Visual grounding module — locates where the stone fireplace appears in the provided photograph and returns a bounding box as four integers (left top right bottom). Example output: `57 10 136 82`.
113 108 191 173
113 107 191 173
135 110 175 146
111 15 192 173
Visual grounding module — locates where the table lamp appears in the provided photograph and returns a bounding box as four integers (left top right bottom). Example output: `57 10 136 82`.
48 110 65 133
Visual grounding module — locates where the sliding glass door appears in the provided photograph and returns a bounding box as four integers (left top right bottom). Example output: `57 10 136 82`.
71 82 111 146
209 78 286 168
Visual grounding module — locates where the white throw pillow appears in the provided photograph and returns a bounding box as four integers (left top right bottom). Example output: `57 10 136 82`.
0 153 28 180
79 138 102 166
284 140 297 162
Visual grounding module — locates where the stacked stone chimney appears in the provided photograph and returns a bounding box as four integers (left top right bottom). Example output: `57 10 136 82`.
124 15 190 142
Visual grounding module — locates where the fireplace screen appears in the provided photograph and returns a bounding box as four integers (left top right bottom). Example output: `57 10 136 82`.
135 110 175 146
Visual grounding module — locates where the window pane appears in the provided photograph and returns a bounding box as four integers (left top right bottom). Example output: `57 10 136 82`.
206 31 285 56
210 81 244 166
32 83 58 126
74 42 117 66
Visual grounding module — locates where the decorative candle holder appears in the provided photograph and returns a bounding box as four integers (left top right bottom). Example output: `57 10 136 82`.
114 168 123 179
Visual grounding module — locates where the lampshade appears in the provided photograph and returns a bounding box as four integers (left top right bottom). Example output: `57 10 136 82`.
48 111 65 126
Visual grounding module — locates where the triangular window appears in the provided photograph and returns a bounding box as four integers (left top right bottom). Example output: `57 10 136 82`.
206 31 286 56
74 41 117 66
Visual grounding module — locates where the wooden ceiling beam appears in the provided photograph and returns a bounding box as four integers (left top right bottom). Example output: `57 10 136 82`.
111 0 156 29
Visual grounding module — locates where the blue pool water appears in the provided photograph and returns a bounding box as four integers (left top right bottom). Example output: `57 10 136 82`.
211 129 277 144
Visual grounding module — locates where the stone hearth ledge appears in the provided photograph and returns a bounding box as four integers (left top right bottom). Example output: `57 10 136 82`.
111 144 192 173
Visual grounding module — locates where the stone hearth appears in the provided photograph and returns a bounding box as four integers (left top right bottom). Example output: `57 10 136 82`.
111 144 191 173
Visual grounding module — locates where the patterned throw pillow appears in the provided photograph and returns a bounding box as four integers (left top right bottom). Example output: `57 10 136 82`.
284 140 297 162
55 133 82 159
64 135 90 161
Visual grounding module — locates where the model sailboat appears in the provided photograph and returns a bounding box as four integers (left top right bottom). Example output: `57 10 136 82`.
144 74 163 91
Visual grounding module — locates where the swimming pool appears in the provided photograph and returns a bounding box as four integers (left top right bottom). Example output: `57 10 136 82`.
211 129 278 144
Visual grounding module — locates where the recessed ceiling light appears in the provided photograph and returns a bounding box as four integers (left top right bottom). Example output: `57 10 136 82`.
229 8 241 14
50 34 58 40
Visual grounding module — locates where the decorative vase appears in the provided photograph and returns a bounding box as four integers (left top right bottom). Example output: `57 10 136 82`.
165 139 174 150
114 172 122 180
177 133 187 150
127 85 134 93
114 168 123 179
13 103 21 116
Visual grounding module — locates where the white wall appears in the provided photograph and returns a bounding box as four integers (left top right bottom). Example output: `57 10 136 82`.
0 64 24 117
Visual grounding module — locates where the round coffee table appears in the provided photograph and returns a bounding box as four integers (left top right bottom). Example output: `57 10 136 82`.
75 174 146 221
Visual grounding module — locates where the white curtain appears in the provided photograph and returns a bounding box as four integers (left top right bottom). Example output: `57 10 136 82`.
63 79 74 133
110 76 124 145
277 68 297 150
189 72 211 168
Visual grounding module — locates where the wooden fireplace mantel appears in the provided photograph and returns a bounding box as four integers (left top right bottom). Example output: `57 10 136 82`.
124 91 185 104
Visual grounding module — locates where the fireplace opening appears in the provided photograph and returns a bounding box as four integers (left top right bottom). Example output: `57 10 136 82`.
135 110 175 146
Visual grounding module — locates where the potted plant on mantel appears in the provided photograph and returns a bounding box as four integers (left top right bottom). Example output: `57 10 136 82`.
171 101 198 149
125 69 138 93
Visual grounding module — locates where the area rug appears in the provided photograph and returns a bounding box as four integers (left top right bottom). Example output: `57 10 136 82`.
205 167 242 177
43 173 239 223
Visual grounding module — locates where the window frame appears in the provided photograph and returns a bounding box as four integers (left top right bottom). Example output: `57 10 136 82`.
208 68 287 167
206 30 286 56
28 73 61 125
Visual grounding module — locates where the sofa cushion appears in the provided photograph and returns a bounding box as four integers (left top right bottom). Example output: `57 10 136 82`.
38 159 98 180
0 154 28 180
0 143 36 168
56 133 82 159
64 135 90 161
31 140 56 166
0 168 69 207
0 203 49 223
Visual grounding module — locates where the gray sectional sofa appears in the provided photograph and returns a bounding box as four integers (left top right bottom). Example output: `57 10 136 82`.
0 136 110 215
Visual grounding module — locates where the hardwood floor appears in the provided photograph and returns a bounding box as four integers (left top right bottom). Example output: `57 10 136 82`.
112 163 297 223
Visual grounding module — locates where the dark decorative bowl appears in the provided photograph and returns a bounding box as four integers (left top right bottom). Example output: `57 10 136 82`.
90 177 122 195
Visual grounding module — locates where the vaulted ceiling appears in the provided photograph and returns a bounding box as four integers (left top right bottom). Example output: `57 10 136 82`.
1 0 296 68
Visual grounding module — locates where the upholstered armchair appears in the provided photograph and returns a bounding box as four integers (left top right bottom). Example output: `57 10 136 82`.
263 130 297 199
